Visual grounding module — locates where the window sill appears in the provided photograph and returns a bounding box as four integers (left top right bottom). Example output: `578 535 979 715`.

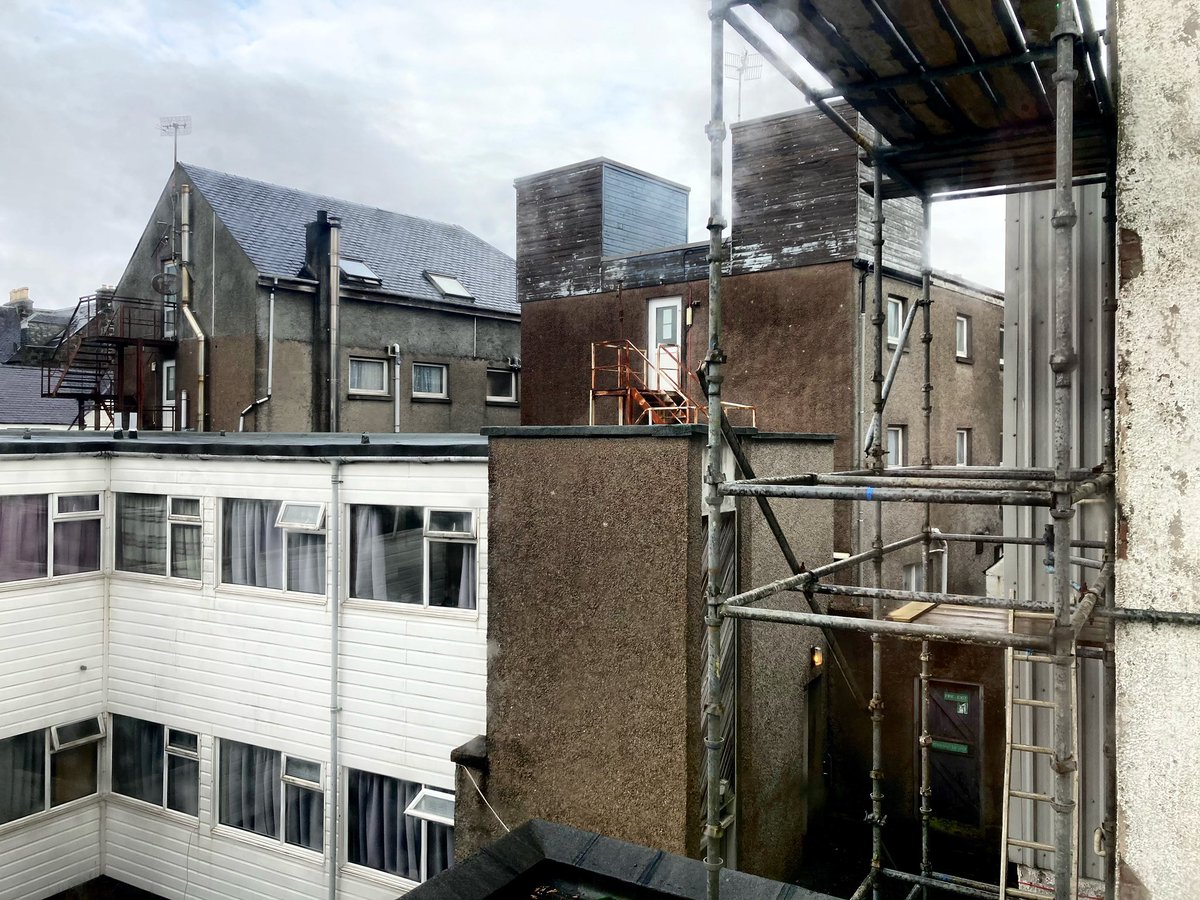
0 792 100 838
0 569 104 593
111 570 204 590
212 823 326 863
955 355 974 365
214 583 328 606
342 596 481 622
341 861 420 893
347 392 392 401
485 399 520 407
108 792 200 828
411 396 451 404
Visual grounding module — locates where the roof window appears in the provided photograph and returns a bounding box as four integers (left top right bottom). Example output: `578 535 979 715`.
339 258 382 285
425 272 473 300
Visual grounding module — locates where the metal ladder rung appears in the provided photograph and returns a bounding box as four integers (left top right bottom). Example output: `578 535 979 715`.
1011 742 1055 755
1012 697 1056 709
1009 788 1053 802
1005 888 1054 900
1007 837 1056 853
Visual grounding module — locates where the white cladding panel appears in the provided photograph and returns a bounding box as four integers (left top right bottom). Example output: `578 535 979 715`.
0 805 101 900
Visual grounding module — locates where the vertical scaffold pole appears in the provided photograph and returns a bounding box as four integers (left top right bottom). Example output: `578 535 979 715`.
704 4 728 899
1100 165 1118 900
1049 3 1080 899
869 148 886 900
918 198 933 899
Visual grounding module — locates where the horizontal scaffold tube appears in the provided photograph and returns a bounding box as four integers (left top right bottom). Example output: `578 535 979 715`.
735 473 1058 492
720 605 1052 651
878 868 998 900
719 533 926 609
719 481 1053 507
855 465 1095 481
936 533 1107 550
813 583 1051 613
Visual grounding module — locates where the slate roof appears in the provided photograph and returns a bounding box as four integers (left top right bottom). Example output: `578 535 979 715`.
0 366 80 426
180 164 518 316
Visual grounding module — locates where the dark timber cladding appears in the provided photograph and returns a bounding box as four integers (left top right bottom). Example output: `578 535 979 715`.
744 0 1113 197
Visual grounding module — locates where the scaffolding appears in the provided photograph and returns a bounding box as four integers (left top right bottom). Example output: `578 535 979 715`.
699 4 1200 900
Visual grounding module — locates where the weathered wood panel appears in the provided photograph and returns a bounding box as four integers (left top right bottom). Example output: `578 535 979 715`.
515 162 605 302
601 164 688 258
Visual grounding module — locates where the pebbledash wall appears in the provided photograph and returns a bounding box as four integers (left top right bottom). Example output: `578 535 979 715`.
0 433 488 900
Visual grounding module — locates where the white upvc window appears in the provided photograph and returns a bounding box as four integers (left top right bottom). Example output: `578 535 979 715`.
221 498 326 594
956 428 972 466
903 562 923 592
349 357 388 396
955 314 972 360
886 425 907 467
162 261 179 339
346 769 455 884
0 718 104 826
115 493 201 580
999 326 1005 368
486 368 517 403
349 505 477 610
111 715 200 817
53 493 102 576
412 363 448 399
217 738 324 853
887 296 906 348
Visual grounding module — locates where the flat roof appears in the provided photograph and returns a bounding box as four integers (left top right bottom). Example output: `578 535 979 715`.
483 425 837 442
0 431 489 459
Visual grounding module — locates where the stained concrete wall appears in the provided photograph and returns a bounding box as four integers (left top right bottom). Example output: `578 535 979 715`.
1112 2 1200 898
459 428 834 883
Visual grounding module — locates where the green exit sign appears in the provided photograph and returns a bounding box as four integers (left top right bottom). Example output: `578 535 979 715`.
943 691 969 704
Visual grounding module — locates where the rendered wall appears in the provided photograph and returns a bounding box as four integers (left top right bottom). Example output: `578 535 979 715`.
1112 1 1200 898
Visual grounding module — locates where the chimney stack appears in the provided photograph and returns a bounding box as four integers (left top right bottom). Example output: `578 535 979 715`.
7 287 33 320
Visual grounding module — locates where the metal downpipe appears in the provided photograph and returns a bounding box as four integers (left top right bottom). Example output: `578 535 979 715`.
703 4 727 898
919 197 933 899
328 460 342 900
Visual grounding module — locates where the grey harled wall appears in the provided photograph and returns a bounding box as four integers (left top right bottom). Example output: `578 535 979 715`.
1113 2 1200 898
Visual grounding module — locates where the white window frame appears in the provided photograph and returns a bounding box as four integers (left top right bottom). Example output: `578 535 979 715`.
404 786 456 882
955 314 972 360
902 562 923 592
51 492 103 578
348 357 389 397
887 296 906 348
999 326 1005 368
50 716 105 752
424 272 473 300
956 429 971 467
48 720 103 810
343 769 455 886
162 360 177 429
115 493 202 581
276 501 327 533
886 425 906 468
218 498 326 595
215 738 324 855
485 367 518 403
412 362 448 400
162 261 178 339
423 509 476 609
110 716 200 818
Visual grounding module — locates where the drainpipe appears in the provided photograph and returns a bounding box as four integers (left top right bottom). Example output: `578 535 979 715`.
180 184 206 431
388 343 402 433
328 459 342 900
238 278 276 431
329 218 342 433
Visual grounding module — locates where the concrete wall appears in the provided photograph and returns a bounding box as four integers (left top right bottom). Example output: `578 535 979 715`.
1112 2 1200 897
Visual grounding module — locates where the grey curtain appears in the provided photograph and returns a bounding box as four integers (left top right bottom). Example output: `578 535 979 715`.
0 495 48 582
223 499 283 589
116 494 167 575
171 523 202 580
112 715 164 804
167 752 199 816
53 519 101 575
429 542 476 610
0 729 44 824
347 770 421 880
286 532 326 595
428 821 454 880
285 783 324 852
219 740 280 837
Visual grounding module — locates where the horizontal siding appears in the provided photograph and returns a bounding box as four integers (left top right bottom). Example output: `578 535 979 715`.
0 805 101 900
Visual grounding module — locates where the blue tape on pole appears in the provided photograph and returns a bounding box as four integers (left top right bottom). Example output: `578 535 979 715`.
866 487 874 500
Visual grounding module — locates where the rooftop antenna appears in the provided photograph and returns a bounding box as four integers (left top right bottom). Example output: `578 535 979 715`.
724 49 762 121
159 115 192 167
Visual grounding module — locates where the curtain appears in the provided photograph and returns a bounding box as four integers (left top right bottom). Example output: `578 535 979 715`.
222 499 283 589
347 770 421 881
285 783 324 852
286 532 326 595
116 494 167 576
167 752 199 816
171 523 202 580
351 506 422 603
0 729 44 825
219 740 280 838
427 822 454 880
351 506 387 600
0 495 48 582
429 542 476 610
53 519 101 575
111 715 164 804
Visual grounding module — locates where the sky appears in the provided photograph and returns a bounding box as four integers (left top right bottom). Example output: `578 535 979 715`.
0 0 1007 311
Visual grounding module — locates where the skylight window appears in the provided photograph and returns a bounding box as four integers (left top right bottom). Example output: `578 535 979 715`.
339 258 381 285
425 272 473 300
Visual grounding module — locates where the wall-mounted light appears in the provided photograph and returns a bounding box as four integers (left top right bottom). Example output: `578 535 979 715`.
811 646 825 668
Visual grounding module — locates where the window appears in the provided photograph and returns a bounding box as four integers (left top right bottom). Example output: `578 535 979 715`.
218 740 323 852
162 360 177 429
903 562 923 592
424 272 473 300
162 261 178 339
350 506 477 610
115 493 201 580
887 296 906 348
486 368 517 403
955 314 972 360
956 429 972 466
0 494 47 582
999 327 1005 368
53 493 102 576
349 357 388 396
340 258 382 286
0 719 103 825
111 716 199 817
886 426 907 467
412 363 448 400
346 770 454 883
222 499 326 594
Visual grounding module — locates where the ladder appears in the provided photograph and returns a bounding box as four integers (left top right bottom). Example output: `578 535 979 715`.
999 609 1079 900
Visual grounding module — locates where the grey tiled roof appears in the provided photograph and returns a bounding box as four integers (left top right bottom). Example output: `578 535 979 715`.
0 365 80 425
181 164 518 316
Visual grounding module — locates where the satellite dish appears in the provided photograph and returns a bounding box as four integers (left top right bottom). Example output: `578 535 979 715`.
152 272 180 295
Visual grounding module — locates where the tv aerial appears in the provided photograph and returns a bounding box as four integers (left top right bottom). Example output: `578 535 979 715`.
725 49 762 121
159 115 192 166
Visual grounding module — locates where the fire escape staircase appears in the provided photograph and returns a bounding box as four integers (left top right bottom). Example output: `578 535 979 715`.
590 340 756 427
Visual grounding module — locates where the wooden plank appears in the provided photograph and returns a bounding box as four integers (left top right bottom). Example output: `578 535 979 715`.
888 601 937 622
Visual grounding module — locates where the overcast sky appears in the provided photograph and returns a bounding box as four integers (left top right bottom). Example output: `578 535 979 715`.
0 0 1006 310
